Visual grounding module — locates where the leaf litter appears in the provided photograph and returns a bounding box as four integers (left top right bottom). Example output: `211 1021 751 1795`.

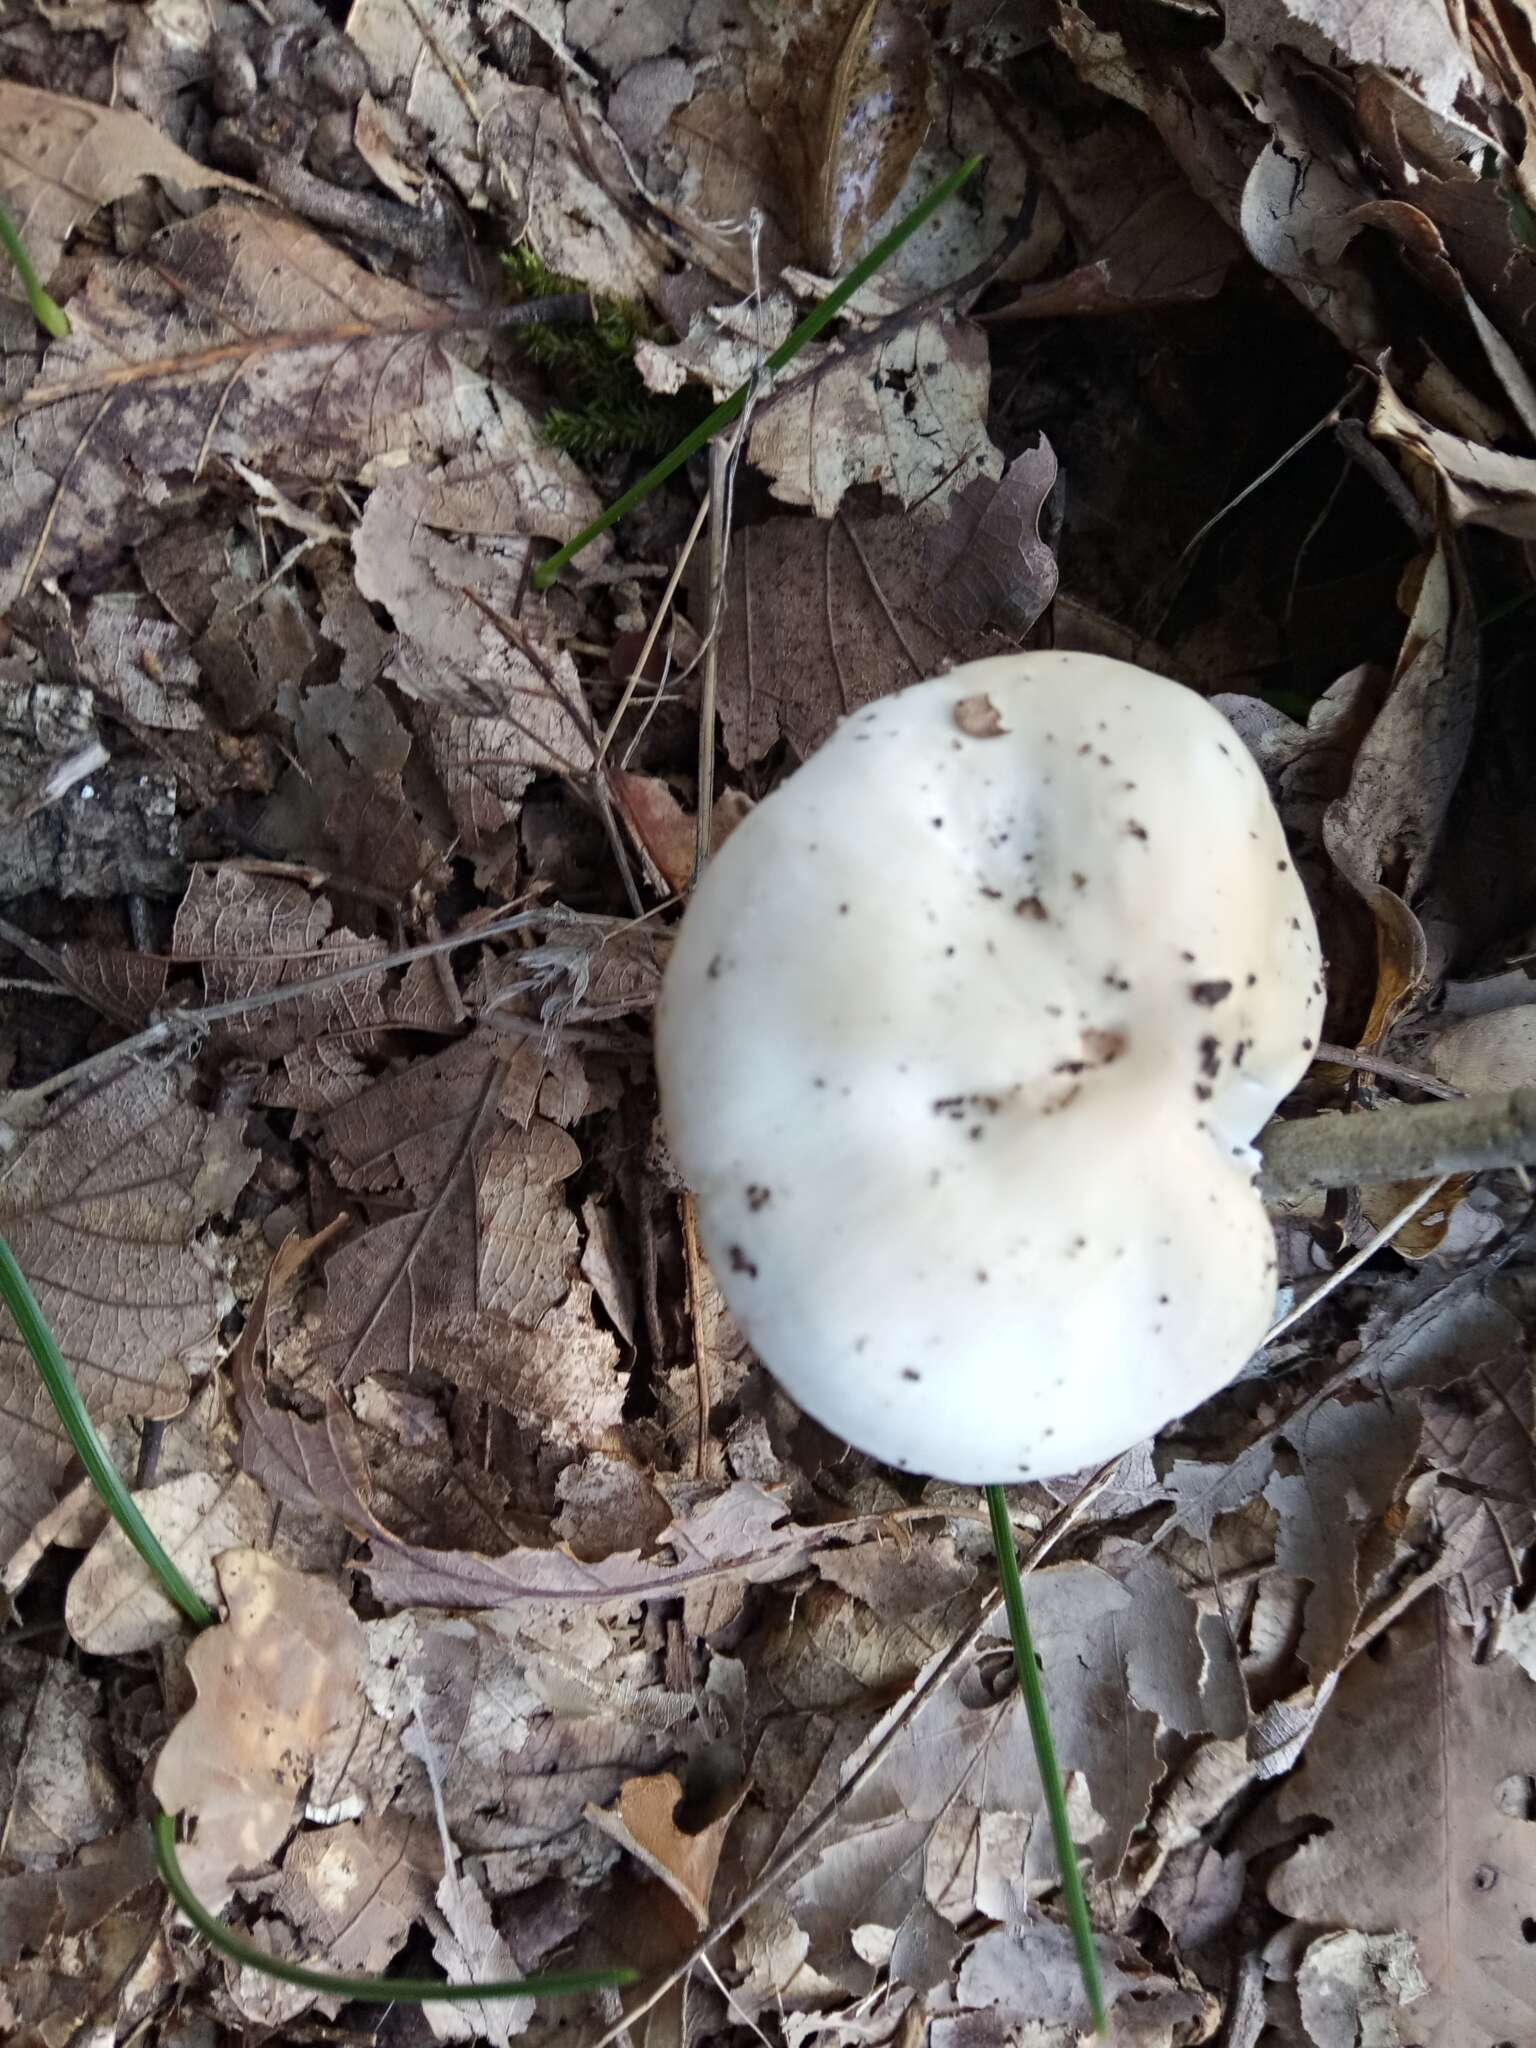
4 2 1536 2045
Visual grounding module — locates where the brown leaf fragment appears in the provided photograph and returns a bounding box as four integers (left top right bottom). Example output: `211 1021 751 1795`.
153 1550 377 1909
1418 1355 1536 1628
587 1771 747 1927
1271 1591 1536 2047
925 439 1061 641
267 1814 434 1989
1297 1928 1427 2048
0 1068 251 1563
0 1826 156 1966
713 511 1005 767
0 1650 125 1866
0 80 252 295
423 1866 533 2046
64 1469 274 1656
988 182 1242 320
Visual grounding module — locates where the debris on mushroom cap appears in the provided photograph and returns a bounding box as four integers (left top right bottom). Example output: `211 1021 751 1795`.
654 652 1325 1485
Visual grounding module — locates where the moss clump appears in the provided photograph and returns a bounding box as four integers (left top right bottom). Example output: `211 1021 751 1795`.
503 244 709 461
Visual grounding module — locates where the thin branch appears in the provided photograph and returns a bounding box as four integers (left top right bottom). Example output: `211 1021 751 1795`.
1258 1088 1536 1199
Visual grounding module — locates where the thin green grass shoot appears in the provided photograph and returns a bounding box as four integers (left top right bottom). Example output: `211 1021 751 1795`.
986 1483 1109 2038
532 153 983 588
0 200 71 338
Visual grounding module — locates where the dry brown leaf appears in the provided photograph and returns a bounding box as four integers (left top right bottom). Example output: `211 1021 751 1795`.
277 1038 625 1441
1223 0 1479 127
168 864 458 1106
711 510 1012 768
1 203 597 611
924 439 1060 641
1417 1355 1536 1629
1269 1591 1536 2047
0 80 250 297
768 1562 1161 1986
153 1550 377 1909
371 1608 677 1869
1322 535 1478 1045
0 1650 125 1866
64 1469 274 1656
263 1816 434 2011
761 0 932 274
987 182 1242 319
355 1477 854 1611
587 1771 747 1927
0 1826 156 1968
0 1067 251 1564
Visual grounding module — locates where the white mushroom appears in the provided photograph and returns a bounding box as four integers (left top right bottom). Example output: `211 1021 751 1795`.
655 652 1324 1483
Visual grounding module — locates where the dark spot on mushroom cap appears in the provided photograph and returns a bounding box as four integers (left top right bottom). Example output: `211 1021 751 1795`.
1302 1037 1314 1051
977 1269 989 1283
1072 872 1087 890
746 1184 771 1210
932 817 945 828
1277 859 1290 872
1181 950 1196 964
1246 972 1258 987
980 885 1003 900
902 1367 922 1381
707 954 723 980
1015 895 1048 921
838 902 849 915
1125 819 1148 841
1199 1035 1221 1079
1195 1083 1213 1100
1192 979 1233 1007
728 1245 759 1278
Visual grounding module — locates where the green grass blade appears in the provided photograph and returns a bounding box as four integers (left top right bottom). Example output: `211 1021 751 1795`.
155 1812 639 2001
0 199 71 339
985 1483 1108 2038
532 154 983 588
0 1229 214 1628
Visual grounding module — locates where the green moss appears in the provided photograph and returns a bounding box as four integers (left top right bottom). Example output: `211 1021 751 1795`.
503 244 708 461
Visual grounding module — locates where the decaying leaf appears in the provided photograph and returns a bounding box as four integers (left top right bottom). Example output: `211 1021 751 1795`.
0 1068 250 1564
423 1866 533 2045
761 0 932 275
64 1469 274 1657
0 80 250 296
1270 1591 1536 2047
924 439 1060 641
272 1035 625 1443
153 1550 377 1909
0 1650 124 1866
1296 1927 1428 2048
1 203 598 611
587 1771 746 1927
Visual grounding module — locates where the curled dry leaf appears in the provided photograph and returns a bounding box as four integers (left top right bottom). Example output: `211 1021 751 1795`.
586 1772 747 1928
924 438 1060 641
1269 1591 1536 2047
0 80 252 295
0 1067 251 1564
153 1550 376 1910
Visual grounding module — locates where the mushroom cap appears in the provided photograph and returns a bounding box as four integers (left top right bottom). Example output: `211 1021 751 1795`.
655 653 1325 1483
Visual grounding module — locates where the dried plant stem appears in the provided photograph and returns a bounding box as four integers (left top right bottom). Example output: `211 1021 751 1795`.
1258 1087 1536 1198
986 1484 1108 2037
